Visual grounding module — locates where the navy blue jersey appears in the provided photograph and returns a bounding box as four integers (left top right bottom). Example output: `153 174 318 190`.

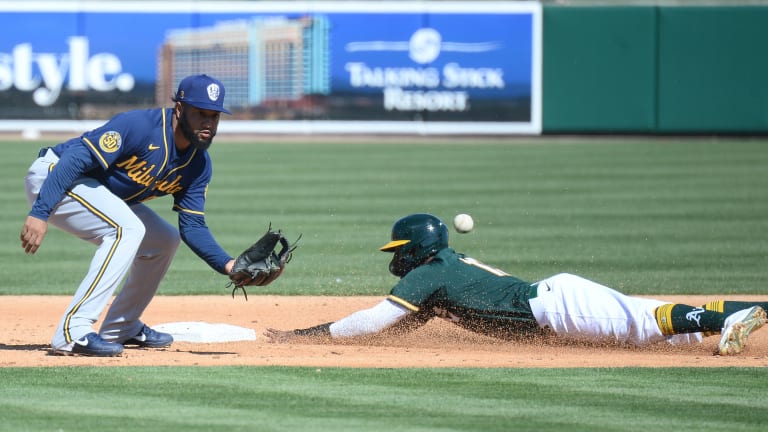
31 107 232 272
52 108 209 209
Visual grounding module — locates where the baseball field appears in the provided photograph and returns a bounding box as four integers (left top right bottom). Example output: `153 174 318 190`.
1 136 767 431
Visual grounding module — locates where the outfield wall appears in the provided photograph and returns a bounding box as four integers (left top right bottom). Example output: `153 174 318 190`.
543 5 768 134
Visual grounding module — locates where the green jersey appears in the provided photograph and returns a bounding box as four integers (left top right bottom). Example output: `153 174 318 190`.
387 248 541 338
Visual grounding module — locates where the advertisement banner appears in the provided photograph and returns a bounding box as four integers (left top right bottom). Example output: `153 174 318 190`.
0 1 541 134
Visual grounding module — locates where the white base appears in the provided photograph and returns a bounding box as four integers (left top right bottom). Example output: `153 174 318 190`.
154 322 256 343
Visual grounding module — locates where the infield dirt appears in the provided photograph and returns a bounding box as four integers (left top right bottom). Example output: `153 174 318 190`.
2 295 768 368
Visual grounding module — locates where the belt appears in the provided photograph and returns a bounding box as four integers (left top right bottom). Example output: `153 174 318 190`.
38 147 51 157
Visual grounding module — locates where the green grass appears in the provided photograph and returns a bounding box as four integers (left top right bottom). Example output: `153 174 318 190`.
2 137 768 431
0 366 766 432
3 137 767 295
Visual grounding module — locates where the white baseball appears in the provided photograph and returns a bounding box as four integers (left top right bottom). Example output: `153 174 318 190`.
453 213 474 233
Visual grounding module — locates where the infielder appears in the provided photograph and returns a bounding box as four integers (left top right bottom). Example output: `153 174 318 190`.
266 213 767 355
20 74 240 357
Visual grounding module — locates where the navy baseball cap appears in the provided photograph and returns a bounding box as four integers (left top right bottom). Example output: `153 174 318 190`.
173 74 232 114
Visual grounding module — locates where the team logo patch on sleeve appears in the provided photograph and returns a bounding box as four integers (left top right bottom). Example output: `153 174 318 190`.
99 131 122 153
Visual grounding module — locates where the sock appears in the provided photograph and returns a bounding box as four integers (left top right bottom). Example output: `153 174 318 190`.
654 303 726 336
699 301 768 336
702 300 768 315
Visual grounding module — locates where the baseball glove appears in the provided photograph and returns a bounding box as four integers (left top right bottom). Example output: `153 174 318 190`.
227 225 299 300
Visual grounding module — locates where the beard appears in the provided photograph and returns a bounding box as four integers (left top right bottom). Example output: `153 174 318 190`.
178 109 214 151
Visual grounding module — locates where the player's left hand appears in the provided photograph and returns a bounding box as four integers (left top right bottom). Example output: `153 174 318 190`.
20 216 48 254
228 225 300 299
263 328 297 343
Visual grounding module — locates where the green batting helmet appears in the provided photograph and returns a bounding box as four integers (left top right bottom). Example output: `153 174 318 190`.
380 213 449 277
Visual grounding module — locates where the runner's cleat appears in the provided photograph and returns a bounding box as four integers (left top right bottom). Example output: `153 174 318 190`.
717 306 766 356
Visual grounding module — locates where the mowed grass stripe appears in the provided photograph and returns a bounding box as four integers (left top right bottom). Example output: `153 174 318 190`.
0 366 766 432
0 138 766 295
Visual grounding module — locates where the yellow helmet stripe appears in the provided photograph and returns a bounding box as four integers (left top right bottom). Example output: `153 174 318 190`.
380 239 410 251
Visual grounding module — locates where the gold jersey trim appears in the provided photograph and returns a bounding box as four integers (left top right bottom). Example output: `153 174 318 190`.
387 295 419 312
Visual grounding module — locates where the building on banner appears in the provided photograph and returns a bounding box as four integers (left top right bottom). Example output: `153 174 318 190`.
0 1 541 135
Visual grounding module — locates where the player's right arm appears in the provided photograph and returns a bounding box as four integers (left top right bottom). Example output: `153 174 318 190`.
264 298 412 343
29 143 100 219
21 142 100 254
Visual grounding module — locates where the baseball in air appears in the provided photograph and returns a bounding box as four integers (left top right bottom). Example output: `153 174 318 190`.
453 213 474 233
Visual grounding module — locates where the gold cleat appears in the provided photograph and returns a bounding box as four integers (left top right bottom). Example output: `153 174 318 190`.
717 306 766 356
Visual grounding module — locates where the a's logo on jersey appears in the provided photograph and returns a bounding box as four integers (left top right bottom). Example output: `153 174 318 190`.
99 131 122 153
206 84 221 101
148 144 160 151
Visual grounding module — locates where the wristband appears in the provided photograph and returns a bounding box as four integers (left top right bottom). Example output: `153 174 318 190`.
293 322 332 337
